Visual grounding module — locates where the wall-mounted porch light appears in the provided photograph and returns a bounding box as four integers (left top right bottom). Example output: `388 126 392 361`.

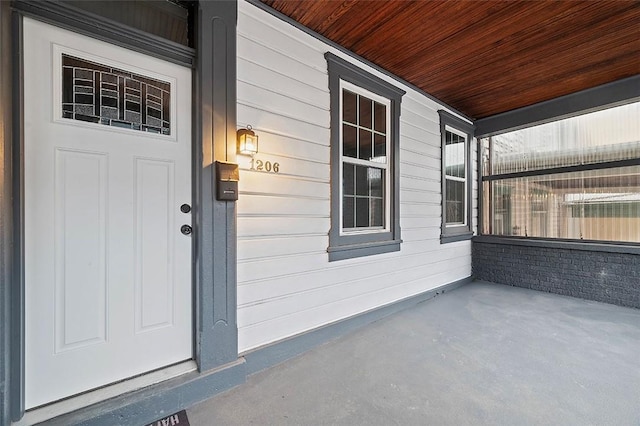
237 125 259 156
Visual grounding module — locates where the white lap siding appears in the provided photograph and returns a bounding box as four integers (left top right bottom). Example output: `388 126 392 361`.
237 0 476 352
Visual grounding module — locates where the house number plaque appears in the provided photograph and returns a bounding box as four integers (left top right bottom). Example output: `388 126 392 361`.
250 158 280 173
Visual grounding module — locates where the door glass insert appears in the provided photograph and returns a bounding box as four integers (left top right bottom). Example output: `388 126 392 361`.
62 54 171 135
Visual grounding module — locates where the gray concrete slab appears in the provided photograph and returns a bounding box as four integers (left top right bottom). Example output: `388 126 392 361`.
187 281 640 425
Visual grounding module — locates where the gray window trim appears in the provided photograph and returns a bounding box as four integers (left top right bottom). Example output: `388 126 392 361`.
475 75 640 138
481 158 640 182
477 93 639 245
439 110 474 244
326 53 405 261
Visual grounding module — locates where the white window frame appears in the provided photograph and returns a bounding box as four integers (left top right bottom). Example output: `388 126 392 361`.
339 80 392 236
444 125 468 228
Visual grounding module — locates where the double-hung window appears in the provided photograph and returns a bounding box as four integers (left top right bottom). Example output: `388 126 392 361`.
326 53 405 261
439 110 474 243
341 82 389 231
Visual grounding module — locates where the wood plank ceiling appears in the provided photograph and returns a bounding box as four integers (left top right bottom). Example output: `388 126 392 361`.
260 0 640 119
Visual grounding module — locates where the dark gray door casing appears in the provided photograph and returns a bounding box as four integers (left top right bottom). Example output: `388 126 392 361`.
1 1 239 422
1 1 14 422
195 0 239 371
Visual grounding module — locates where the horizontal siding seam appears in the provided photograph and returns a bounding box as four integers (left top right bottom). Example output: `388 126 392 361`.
238 263 471 313
401 187 440 194
400 147 440 159
399 134 441 150
238 268 470 332
238 232 328 241
401 225 442 231
239 173 329 185
237 25 327 74
401 120 441 137
238 99 329 130
239 6 329 54
239 191 329 201
401 200 441 206
234 123 330 149
240 150 329 166
238 78 330 112
403 95 442 116
239 169 329 183
237 246 470 285
400 155 440 165
238 249 328 263
238 55 329 93
402 238 451 245
238 213 330 219
400 159 440 169
400 174 440 183
399 192 440 199
401 103 440 120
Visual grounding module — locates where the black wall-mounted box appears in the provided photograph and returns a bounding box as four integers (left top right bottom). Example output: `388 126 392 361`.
215 161 239 201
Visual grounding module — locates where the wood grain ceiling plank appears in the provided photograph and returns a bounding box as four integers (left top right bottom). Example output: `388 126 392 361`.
385 1 553 76
445 59 638 117
320 1 404 48
260 0 640 118
419 6 640 116
347 1 456 59
429 10 640 99
312 1 361 34
400 1 624 87
261 0 320 22
450 48 640 118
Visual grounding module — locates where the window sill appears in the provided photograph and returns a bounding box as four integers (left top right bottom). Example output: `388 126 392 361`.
328 239 402 261
473 235 640 255
440 231 473 244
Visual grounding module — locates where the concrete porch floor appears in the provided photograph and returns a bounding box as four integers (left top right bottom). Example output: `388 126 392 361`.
187 281 640 425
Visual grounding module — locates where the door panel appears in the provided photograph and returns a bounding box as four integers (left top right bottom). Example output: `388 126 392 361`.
54 149 108 352
135 158 176 332
24 18 193 408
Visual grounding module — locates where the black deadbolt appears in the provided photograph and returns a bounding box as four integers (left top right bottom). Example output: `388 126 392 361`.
180 225 192 235
180 203 191 213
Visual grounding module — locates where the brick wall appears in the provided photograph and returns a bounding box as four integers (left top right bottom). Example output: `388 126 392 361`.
472 239 640 309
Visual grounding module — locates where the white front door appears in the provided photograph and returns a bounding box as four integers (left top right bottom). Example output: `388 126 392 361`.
24 18 193 408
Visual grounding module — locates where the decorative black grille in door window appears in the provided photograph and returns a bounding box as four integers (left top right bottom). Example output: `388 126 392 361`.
62 54 171 135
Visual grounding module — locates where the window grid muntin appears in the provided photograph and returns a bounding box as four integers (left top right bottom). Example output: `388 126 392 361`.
341 93 388 162
340 80 391 234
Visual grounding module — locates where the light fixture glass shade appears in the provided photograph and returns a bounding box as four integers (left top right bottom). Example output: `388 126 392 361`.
237 127 259 155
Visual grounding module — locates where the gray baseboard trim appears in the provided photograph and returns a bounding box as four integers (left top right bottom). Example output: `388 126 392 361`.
42 359 247 426
242 276 472 376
